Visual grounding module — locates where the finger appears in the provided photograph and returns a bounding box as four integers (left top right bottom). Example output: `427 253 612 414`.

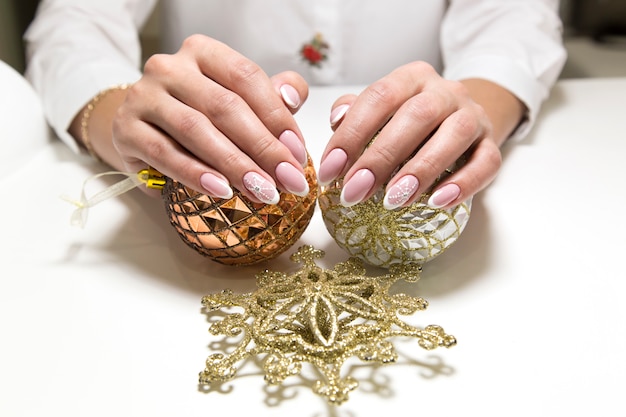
150 98 309 205
321 62 435 162
381 105 488 209
385 108 492 209
271 71 309 113
145 49 306 193
339 88 458 205
318 62 436 185
329 94 356 130
180 35 303 144
116 85 282 204
426 137 502 209
271 72 309 167
113 113 238 201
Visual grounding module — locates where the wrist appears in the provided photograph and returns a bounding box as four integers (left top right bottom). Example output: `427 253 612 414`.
460 78 525 146
74 84 131 161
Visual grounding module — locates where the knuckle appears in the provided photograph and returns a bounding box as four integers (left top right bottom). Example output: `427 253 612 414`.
219 149 245 172
407 60 436 75
365 79 396 107
210 90 242 119
181 33 208 50
175 112 204 137
447 79 470 98
452 110 480 139
250 136 283 162
417 154 441 178
405 97 439 124
483 142 503 171
336 119 363 146
230 57 263 85
143 53 174 77
262 104 285 128
143 138 169 162
368 144 400 169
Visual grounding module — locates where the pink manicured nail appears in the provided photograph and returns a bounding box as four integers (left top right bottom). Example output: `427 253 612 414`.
383 175 419 210
340 169 375 207
243 172 280 204
428 183 461 208
330 104 350 126
275 162 309 197
200 172 233 199
318 148 348 185
279 130 307 167
280 84 300 109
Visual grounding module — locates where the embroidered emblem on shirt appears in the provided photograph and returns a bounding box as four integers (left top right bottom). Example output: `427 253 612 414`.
300 33 329 67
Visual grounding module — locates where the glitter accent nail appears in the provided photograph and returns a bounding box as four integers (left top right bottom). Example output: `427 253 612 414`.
243 172 280 204
383 175 419 210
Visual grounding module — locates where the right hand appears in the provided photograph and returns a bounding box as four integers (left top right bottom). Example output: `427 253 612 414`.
112 34 310 204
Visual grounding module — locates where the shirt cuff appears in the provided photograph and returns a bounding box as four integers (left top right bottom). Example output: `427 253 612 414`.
443 54 549 140
46 63 142 154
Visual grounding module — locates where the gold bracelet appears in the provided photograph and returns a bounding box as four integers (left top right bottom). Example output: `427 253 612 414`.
79 83 131 161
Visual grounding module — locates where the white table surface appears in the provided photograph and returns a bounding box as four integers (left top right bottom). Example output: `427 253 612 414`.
1 60 625 417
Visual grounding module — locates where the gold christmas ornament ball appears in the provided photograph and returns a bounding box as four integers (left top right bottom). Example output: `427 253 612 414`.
162 161 318 266
318 167 471 268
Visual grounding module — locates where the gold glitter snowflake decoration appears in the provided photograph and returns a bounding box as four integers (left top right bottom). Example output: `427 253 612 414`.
198 245 456 405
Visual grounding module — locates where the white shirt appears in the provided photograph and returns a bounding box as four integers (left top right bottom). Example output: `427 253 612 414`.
24 0 566 152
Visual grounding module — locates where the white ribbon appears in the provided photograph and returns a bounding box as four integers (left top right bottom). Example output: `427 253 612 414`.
61 171 145 228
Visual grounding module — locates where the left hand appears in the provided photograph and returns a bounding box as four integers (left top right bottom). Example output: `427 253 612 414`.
318 61 503 210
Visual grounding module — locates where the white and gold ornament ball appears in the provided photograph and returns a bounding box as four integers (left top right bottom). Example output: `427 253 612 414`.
318 160 471 268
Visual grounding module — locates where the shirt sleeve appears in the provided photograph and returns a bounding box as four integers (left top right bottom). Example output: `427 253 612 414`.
24 0 156 152
441 0 567 139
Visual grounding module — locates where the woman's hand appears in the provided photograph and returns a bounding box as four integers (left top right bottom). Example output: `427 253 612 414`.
319 61 523 210
111 35 310 203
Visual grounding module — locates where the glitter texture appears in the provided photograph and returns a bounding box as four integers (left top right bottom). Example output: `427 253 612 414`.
198 246 455 405
319 159 471 268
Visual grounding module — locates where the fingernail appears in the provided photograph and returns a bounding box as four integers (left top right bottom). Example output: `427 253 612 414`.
383 175 419 210
275 162 309 197
340 169 375 207
330 104 350 126
200 172 233 199
280 84 300 109
278 130 307 167
428 183 461 208
243 172 280 204
318 148 348 185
